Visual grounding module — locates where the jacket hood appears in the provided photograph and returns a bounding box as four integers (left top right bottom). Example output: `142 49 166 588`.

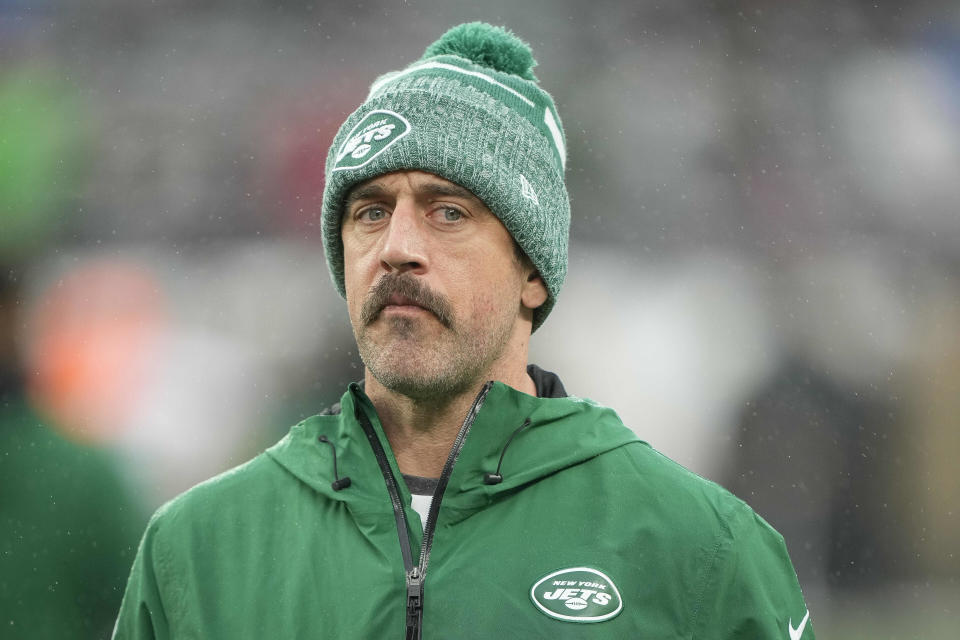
266 381 641 518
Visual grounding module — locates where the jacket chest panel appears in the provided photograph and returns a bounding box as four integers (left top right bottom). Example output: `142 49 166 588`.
420 473 700 638
173 505 410 638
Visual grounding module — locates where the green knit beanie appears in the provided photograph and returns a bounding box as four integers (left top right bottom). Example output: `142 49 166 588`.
321 22 569 330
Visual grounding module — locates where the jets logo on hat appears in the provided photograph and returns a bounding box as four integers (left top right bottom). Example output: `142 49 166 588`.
530 567 623 623
333 110 410 171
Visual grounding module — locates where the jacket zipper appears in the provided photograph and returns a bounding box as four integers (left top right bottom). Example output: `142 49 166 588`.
355 381 494 640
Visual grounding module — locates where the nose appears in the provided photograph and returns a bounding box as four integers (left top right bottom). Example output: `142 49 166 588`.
378 201 428 274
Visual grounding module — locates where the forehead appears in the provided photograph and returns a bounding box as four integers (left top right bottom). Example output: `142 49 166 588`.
343 170 486 211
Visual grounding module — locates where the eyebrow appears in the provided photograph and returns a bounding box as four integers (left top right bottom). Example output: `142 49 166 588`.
344 180 481 212
344 183 389 212
419 182 478 202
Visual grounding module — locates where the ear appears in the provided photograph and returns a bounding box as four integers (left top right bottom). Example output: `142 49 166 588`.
520 270 548 311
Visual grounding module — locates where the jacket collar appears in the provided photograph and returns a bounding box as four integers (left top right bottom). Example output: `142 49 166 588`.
266 373 639 515
526 363 567 399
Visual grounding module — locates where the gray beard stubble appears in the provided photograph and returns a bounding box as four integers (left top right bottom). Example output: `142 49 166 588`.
354 273 512 401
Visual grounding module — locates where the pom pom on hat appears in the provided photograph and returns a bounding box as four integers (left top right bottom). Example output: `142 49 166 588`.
422 22 538 81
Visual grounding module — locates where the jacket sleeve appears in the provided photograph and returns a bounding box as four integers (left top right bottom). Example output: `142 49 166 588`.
112 513 172 640
692 502 816 640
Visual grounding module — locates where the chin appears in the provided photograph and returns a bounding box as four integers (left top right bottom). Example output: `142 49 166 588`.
362 342 478 401
369 363 463 400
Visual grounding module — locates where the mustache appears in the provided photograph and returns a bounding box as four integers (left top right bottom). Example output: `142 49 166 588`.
360 273 453 328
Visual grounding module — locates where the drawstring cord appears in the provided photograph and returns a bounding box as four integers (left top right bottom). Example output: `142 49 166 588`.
483 418 532 485
319 415 533 489
317 435 352 491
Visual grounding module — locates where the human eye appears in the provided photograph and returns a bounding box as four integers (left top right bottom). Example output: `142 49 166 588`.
436 206 464 224
357 206 389 223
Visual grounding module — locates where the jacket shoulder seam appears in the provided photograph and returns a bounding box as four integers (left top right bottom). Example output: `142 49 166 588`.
148 506 186 636
687 506 725 635
686 498 758 637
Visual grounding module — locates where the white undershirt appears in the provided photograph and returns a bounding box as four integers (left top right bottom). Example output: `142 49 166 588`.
403 474 439 528
409 494 434 528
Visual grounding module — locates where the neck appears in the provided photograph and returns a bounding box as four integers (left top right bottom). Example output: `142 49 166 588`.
364 355 535 478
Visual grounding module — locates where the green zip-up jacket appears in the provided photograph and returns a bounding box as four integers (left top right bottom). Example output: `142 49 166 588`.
114 378 814 639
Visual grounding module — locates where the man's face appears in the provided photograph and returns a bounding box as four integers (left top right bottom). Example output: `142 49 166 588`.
341 170 540 400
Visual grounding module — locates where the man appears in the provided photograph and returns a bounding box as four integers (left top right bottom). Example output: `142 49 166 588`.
115 23 815 639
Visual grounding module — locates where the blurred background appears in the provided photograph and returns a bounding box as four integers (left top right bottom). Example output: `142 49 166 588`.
1 0 958 637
